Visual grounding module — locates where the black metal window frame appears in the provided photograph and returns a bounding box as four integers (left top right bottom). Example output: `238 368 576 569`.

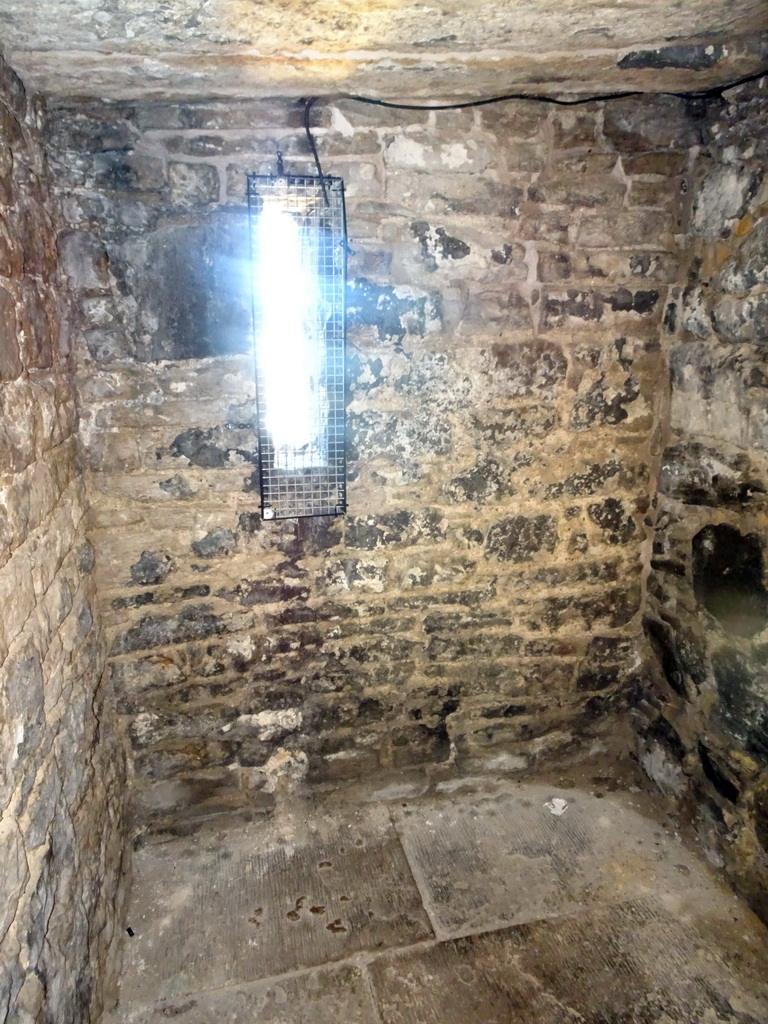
247 171 347 521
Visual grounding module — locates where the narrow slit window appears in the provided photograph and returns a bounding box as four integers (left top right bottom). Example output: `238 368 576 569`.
247 172 347 520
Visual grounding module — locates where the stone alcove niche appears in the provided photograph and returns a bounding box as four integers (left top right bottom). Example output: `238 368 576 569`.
0 2 768 1021
692 522 768 637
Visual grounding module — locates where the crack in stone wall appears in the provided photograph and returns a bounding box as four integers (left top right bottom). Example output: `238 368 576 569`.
635 77 768 925
0 55 127 1024
45 93 703 829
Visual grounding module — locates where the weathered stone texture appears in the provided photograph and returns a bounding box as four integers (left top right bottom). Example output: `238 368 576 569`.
637 78 768 924
45 93 696 824
0 56 126 1024
2 0 767 102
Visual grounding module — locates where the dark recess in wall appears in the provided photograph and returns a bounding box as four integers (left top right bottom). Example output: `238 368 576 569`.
692 523 768 637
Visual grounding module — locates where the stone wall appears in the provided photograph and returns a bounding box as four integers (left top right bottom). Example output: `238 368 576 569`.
0 57 127 1023
637 77 768 922
48 93 698 825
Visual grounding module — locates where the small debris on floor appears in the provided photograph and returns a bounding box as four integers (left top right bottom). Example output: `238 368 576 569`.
544 797 568 816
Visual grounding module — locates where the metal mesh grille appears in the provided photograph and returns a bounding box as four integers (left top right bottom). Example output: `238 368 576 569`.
247 173 347 520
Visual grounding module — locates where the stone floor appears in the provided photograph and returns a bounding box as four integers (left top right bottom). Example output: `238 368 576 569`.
109 769 768 1024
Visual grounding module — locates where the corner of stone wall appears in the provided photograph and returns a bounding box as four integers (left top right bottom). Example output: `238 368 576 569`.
633 76 768 923
629 98 701 732
0 53 130 1023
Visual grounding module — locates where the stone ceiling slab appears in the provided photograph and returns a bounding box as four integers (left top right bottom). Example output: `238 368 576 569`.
0 0 766 101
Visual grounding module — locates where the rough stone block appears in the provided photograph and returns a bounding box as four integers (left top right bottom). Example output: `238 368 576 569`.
191 528 237 558
391 722 451 767
570 373 641 430
130 551 174 586
19 277 54 369
111 604 238 654
545 458 641 499
225 157 275 198
384 135 494 173
544 153 618 177
445 457 515 504
48 105 136 153
712 293 768 344
621 151 687 176
576 210 672 247
587 497 637 544
15 200 57 280
715 217 768 292
518 209 571 243
0 214 24 281
57 229 110 290
627 179 683 208
462 287 532 331
541 249 679 285
426 631 522 661
535 584 642 633
691 165 758 239
91 151 166 192
657 442 766 506
603 95 698 152
0 62 26 118
385 171 513 218
347 277 442 343
480 102 547 138
471 405 558 444
529 178 626 208
0 284 22 380
345 510 444 550
169 161 220 206
484 340 567 398
485 515 558 563
551 108 602 149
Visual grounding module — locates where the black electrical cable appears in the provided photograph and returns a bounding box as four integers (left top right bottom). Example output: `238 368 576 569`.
341 64 768 111
347 89 644 109
303 96 330 205
298 65 766 186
